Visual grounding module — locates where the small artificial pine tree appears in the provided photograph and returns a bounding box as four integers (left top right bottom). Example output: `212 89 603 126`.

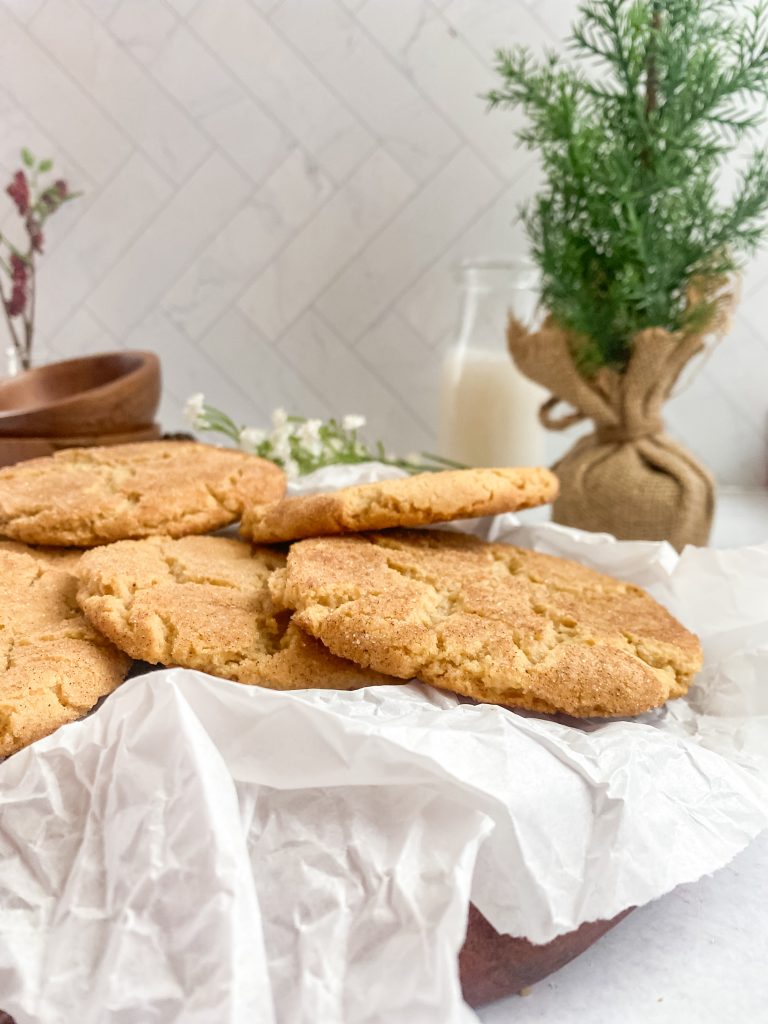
487 0 768 372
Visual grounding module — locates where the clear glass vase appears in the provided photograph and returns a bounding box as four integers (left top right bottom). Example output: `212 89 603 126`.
438 259 547 467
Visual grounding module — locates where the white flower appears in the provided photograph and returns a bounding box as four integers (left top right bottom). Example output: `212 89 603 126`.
298 418 322 440
238 426 266 453
283 457 300 481
183 393 206 426
270 429 293 464
271 407 288 430
297 418 323 456
342 414 366 431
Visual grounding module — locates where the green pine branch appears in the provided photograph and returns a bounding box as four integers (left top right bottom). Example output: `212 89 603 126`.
487 0 768 372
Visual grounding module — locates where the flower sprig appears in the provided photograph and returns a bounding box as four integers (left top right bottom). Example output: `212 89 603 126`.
183 395 464 478
0 148 80 372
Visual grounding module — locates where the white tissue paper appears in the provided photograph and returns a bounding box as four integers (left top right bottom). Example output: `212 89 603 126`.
1 463 767 1024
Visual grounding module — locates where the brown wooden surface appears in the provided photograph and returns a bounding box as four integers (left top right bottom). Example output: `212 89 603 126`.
0 351 160 437
0 904 632 1020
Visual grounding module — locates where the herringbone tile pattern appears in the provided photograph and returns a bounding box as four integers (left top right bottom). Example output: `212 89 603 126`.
1 0 766 483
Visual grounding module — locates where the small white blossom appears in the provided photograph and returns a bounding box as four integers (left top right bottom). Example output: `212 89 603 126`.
271 407 288 430
183 393 206 426
297 418 323 456
270 430 293 464
298 417 322 439
238 426 266 453
283 457 300 480
342 414 366 431
179 398 445 480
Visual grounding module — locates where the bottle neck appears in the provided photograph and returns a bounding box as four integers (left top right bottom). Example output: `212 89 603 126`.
454 261 541 356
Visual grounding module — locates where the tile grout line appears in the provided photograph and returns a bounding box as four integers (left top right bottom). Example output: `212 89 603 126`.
266 0 459 186
183 0 378 189
40 150 223 343
336 175 509 351
364 156 538 351
351 0 511 183
185 302 337 421
249 140 464 349
207 142 422 347
104 1 290 190
13 0 182 191
313 306 437 438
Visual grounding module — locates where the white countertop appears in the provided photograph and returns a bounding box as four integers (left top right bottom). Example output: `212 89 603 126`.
479 488 768 1024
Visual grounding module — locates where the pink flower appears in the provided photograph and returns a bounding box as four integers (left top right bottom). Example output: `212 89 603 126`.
4 254 27 315
6 281 27 317
54 179 68 199
6 171 29 215
10 253 27 285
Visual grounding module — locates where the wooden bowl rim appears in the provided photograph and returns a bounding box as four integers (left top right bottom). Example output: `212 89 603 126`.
0 350 159 422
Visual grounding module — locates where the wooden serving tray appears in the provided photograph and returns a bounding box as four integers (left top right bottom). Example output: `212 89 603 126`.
0 904 630 1019
459 902 632 1007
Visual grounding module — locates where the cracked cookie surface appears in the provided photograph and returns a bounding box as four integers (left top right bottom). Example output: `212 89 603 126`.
0 538 82 571
240 467 558 543
272 529 703 717
76 534 396 691
0 549 131 758
0 441 286 547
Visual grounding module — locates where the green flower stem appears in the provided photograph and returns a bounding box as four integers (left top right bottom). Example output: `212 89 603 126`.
192 402 467 477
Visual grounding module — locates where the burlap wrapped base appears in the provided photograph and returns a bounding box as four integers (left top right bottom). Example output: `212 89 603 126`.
551 429 714 548
507 316 716 550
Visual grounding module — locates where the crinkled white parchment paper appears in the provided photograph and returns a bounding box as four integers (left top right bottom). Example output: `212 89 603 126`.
1 464 767 1024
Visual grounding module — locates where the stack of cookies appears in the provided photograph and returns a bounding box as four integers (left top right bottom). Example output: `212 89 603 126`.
0 441 703 759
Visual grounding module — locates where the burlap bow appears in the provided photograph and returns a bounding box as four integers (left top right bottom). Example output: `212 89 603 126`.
507 311 727 549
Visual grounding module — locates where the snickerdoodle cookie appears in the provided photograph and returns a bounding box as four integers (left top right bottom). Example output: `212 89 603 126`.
76 535 395 691
0 549 131 758
0 538 82 570
0 441 285 547
270 529 703 717
240 467 558 543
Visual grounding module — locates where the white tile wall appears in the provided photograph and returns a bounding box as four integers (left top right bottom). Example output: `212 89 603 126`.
1 0 767 484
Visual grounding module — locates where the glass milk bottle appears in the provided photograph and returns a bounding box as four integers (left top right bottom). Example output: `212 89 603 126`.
439 260 547 467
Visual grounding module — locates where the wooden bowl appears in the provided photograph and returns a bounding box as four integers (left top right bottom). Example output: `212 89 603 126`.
0 351 161 438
